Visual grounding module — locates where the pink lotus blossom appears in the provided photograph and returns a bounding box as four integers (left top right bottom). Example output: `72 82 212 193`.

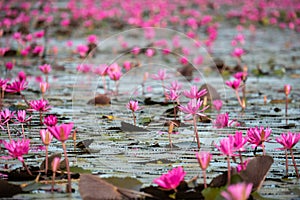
39 64 52 74
0 79 8 90
179 98 209 119
233 72 247 80
126 100 140 112
44 115 58 127
1 109 15 124
87 34 98 44
61 18 70 27
48 123 74 142
5 80 28 94
215 136 236 157
123 61 132 71
247 127 271 147
233 131 247 151
131 46 140 55
221 182 253 200
276 132 300 150
32 45 44 55
15 110 32 123
40 129 53 145
213 99 223 111
18 71 27 82
0 47 8 56
108 70 122 81
231 48 245 58
196 151 212 170
76 44 89 57
94 64 108 76
77 64 92 73
52 157 60 172
167 89 180 101
284 84 292 96
28 99 51 112
180 57 189 65
145 48 155 57
40 82 49 94
226 79 241 90
34 30 45 38
151 69 168 81
213 113 230 128
167 81 182 92
5 61 14 70
153 166 186 190
3 139 30 162
183 86 207 99
162 48 171 55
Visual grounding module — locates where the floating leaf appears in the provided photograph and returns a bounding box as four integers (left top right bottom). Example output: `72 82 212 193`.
202 186 225 200
120 121 149 132
69 166 91 174
76 139 94 149
103 177 143 191
239 155 274 192
87 94 111 105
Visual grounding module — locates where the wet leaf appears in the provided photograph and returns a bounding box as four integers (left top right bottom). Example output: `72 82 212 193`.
76 139 94 149
40 153 62 171
120 121 149 132
79 174 122 200
0 180 22 197
199 83 221 101
239 155 274 192
202 186 225 200
69 166 91 174
270 99 292 104
88 94 111 105
103 177 143 191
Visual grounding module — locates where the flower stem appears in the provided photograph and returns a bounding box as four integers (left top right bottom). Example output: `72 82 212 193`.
227 156 231 185
132 111 136 125
168 132 173 149
202 169 207 188
62 142 72 193
193 115 200 149
39 112 43 125
290 149 299 178
51 172 56 192
262 142 266 155
21 123 25 139
235 90 245 110
22 161 32 176
173 101 177 120
285 149 289 177
45 145 49 175
6 123 12 141
285 94 288 125
102 76 107 94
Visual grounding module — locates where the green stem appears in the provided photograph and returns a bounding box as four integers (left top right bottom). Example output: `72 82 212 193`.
132 111 136 125
62 142 72 193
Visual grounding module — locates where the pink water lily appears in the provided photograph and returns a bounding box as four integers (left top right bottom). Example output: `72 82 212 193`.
153 166 186 190
15 110 32 123
47 123 74 142
3 138 30 162
226 79 241 90
179 99 209 119
196 151 212 188
44 115 58 127
212 99 223 112
247 126 271 155
221 182 253 200
151 69 168 81
183 86 207 99
5 80 28 94
39 64 52 74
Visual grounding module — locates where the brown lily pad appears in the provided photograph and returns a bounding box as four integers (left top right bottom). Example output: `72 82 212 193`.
87 94 111 105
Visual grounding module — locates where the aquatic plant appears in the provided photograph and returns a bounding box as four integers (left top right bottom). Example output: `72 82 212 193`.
196 151 212 188
153 166 186 191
